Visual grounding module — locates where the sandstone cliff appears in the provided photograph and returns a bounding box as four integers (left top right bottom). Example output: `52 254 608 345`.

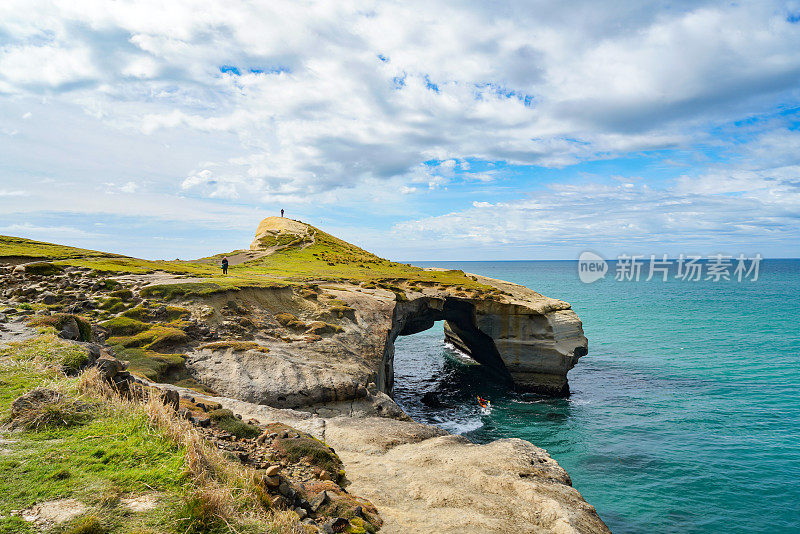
0 223 608 533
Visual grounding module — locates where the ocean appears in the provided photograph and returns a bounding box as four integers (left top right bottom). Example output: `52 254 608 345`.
393 259 800 534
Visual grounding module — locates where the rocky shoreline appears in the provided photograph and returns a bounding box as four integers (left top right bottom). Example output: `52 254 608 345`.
0 220 610 533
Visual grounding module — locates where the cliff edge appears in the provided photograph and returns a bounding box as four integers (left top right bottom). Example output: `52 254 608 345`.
0 222 608 533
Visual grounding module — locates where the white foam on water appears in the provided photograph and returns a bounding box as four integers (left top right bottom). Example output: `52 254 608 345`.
438 418 484 434
442 341 480 365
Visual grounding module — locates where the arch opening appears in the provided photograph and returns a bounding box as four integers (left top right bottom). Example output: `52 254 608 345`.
381 297 513 396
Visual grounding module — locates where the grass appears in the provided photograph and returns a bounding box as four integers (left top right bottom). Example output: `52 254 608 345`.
3 221 494 301
199 341 270 353
7 388 93 431
108 346 186 382
0 235 116 261
27 314 93 343
207 409 261 439
0 334 304 534
0 332 92 374
100 317 151 336
107 326 189 352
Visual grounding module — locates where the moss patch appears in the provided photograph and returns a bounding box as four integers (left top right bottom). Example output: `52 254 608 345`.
100 317 151 336
140 283 225 301
304 321 342 335
109 288 133 300
199 341 270 354
266 423 342 478
207 409 261 439
109 346 186 382
22 261 65 276
107 326 189 352
274 313 306 330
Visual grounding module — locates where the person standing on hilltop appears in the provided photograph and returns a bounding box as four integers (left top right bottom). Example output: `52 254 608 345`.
281 209 284 217
221 256 229 275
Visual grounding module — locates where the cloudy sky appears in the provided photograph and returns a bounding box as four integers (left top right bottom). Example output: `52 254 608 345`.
2 0 800 260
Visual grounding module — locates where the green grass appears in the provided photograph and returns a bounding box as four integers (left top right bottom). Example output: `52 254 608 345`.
0 235 116 261
27 314 93 343
207 409 261 439
107 346 186 382
0 332 92 373
107 326 189 352
2 221 492 296
0 339 188 534
0 335 302 534
100 317 151 336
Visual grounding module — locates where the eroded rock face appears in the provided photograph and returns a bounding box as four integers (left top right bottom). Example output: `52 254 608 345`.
176 390 611 534
178 272 588 406
380 275 588 397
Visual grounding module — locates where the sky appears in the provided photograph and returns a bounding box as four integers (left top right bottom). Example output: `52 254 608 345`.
1 1 800 261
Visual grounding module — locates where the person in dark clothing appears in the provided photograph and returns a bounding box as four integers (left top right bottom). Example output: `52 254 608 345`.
221 256 229 275
281 209 284 217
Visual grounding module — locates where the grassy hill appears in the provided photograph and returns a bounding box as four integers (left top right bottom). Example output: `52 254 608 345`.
0 220 489 294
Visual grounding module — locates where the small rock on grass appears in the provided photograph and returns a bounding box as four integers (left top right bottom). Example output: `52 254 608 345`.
265 465 280 476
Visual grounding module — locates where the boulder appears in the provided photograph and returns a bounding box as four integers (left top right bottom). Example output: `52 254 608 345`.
96 356 126 382
265 465 280 476
57 317 80 341
159 389 180 410
40 292 58 305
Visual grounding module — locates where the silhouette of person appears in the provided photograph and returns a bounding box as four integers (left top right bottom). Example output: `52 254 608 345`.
281 209 284 217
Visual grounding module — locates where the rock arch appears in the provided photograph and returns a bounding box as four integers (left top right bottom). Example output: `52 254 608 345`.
380 295 588 397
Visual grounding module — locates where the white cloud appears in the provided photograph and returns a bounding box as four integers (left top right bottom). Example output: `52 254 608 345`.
1 0 798 202
0 223 104 239
0 1 799 258
120 181 139 193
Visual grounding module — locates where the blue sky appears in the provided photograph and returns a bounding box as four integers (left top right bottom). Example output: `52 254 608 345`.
1 1 800 260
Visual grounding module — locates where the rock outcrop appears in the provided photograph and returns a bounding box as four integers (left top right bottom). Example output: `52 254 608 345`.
0 221 605 533
168 388 611 534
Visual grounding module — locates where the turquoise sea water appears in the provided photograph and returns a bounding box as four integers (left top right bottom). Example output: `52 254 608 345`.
393 260 800 533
